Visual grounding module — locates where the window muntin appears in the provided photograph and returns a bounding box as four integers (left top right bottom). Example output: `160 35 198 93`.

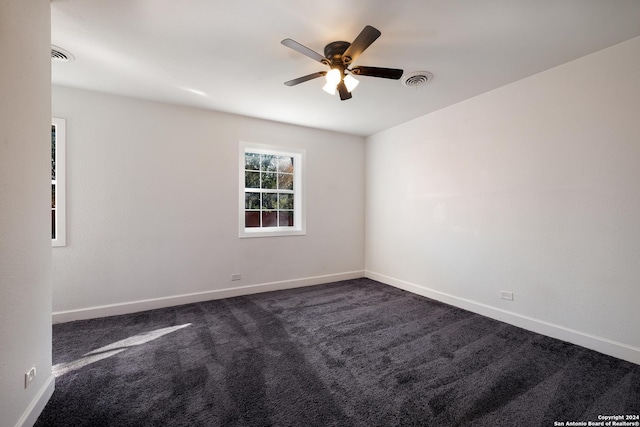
239 143 305 238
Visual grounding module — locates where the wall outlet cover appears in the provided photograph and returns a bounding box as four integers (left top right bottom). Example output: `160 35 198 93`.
25 367 36 389
500 291 514 301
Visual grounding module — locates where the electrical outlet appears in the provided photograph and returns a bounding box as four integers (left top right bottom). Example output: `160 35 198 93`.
25 367 36 389
500 291 514 301
231 273 241 281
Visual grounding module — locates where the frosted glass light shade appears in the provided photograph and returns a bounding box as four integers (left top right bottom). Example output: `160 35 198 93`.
344 74 359 92
325 69 341 85
322 81 336 95
322 69 341 95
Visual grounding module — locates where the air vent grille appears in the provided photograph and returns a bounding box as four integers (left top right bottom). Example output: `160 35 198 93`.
401 71 433 88
51 45 74 62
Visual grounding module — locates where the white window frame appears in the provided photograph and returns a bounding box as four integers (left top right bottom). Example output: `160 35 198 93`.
52 117 66 247
239 142 306 238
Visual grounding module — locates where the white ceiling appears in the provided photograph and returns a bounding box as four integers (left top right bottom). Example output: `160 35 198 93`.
51 0 640 137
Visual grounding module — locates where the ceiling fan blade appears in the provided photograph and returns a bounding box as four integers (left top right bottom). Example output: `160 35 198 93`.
284 71 327 87
351 66 404 80
281 38 330 65
337 81 352 101
342 25 381 65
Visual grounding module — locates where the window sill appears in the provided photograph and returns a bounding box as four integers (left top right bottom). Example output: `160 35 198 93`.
239 228 306 238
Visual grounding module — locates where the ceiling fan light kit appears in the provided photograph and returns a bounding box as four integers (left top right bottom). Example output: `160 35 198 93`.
282 25 404 101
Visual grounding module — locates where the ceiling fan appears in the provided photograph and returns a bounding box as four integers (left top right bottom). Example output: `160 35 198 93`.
281 25 404 101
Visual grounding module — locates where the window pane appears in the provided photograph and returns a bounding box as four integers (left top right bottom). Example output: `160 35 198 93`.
278 194 293 209
245 211 260 227
245 171 260 188
261 155 277 172
51 125 56 180
278 156 293 173
51 118 66 246
262 211 278 227
241 145 304 237
278 211 294 227
245 192 260 209
278 173 293 190
262 172 277 189
245 152 260 171
262 193 277 209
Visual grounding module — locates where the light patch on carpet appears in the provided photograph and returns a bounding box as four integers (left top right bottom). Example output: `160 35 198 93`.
52 323 191 377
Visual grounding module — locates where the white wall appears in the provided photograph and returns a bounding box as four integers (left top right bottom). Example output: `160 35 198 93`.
366 36 640 364
0 1 54 426
52 86 365 319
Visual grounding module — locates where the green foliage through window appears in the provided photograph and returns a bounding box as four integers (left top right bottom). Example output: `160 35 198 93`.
244 151 295 228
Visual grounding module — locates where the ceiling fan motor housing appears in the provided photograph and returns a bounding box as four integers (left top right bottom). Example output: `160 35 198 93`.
324 41 351 70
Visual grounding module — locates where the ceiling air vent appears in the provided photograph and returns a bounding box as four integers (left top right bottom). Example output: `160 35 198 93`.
51 45 74 62
401 71 433 88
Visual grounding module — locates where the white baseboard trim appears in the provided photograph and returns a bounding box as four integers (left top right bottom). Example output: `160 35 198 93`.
53 271 365 323
15 374 55 427
366 270 640 366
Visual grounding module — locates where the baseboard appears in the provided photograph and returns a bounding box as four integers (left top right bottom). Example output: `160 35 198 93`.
52 271 365 323
366 270 640 366
15 374 55 427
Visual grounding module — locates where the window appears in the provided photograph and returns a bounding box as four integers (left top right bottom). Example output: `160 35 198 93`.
239 142 305 238
52 117 66 247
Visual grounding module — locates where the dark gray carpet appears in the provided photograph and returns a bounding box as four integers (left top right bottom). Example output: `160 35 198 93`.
36 278 640 426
